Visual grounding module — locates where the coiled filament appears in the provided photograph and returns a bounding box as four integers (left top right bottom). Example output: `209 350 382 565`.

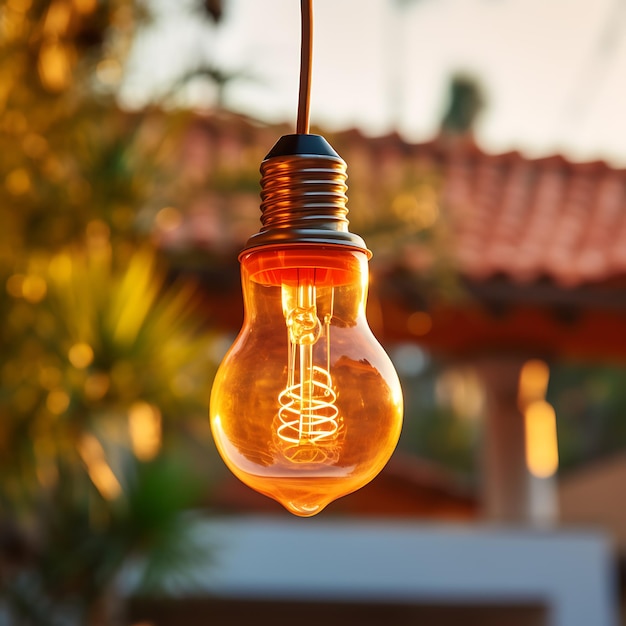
275 276 342 463
277 365 339 443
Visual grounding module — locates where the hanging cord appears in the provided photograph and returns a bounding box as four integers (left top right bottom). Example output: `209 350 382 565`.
296 0 313 134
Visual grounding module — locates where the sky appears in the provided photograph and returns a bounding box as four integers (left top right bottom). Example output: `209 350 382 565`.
122 0 626 165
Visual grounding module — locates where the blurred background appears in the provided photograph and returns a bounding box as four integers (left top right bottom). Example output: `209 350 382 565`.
1 0 626 624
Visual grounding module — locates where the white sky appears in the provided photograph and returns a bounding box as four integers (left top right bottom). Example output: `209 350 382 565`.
122 0 626 165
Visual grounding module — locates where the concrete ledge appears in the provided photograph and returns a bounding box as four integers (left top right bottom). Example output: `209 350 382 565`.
129 516 619 626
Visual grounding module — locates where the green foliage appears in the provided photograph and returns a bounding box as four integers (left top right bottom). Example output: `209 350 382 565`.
548 363 626 471
2 456 208 626
397 361 481 478
0 1 218 623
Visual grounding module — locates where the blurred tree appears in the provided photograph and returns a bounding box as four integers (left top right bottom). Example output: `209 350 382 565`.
203 0 224 23
440 74 484 136
547 363 626 471
0 1 217 624
173 0 255 110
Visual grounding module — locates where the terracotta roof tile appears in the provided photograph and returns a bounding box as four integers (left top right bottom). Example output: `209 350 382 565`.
435 146 626 287
175 114 626 289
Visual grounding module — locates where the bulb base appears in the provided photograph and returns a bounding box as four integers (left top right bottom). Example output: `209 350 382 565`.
241 134 370 256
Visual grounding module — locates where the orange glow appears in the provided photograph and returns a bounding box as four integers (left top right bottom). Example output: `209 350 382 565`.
48 253 73 283
77 434 122 500
38 41 73 92
68 342 94 369
72 0 97 14
128 402 162 461
43 0 71 36
407 311 432 336
210 247 403 516
22 275 47 303
7 0 33 13
243 247 361 287
6 274 25 298
524 400 559 478
155 206 182 232
518 358 550 409
5 168 31 195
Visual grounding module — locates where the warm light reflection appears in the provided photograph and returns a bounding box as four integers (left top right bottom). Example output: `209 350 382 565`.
518 359 559 478
72 0 97 15
68 342 94 369
38 41 73 92
43 0 71 36
518 359 550 409
155 206 182 232
46 389 70 415
7 0 33 14
77 433 122 500
407 310 432 336
22 275 47 303
5 168 31 195
48 253 73 282
524 400 559 478
128 402 162 461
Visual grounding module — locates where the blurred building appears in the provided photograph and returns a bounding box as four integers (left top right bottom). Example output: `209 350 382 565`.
149 108 626 626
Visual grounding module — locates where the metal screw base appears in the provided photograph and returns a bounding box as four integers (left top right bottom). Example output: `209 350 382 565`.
241 135 370 256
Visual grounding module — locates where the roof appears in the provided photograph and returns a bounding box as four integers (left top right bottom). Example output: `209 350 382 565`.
164 114 626 361
321 131 626 290
423 140 626 288
171 114 626 289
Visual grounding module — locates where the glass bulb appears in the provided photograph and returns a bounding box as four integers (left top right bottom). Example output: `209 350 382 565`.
210 246 403 517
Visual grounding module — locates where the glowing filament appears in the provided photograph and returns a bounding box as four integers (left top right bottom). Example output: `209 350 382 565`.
275 277 341 463
278 366 338 442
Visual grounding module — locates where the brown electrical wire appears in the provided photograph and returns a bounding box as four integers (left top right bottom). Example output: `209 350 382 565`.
296 0 313 134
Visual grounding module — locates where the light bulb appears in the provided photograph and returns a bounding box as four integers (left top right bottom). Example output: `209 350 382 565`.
210 135 403 517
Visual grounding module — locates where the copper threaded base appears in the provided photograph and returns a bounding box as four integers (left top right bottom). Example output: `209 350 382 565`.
241 135 370 255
